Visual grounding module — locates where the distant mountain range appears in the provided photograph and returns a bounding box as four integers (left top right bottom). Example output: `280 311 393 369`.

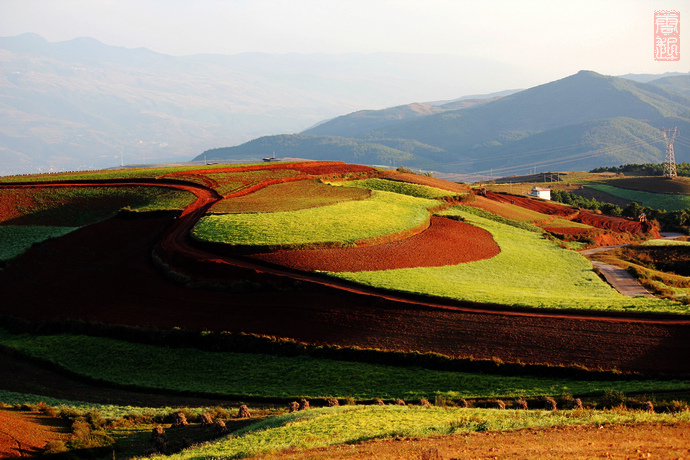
2 34 689 177
200 70 690 178
0 33 540 175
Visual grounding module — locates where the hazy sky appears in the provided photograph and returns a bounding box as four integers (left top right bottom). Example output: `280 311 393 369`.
1 0 687 84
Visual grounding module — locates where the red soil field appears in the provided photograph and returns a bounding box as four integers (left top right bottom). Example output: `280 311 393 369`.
481 191 660 240
252 423 690 460
481 191 576 217
379 170 471 194
1 212 689 375
1 167 689 377
246 216 499 272
0 410 67 458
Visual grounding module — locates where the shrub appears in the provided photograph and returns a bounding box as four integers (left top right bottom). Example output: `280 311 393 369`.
43 440 67 454
374 398 385 406
645 401 654 413
515 399 528 410
602 389 626 408
457 399 468 408
572 398 583 410
395 398 406 406
289 402 300 413
434 396 447 407
420 398 431 407
327 398 340 407
493 400 505 410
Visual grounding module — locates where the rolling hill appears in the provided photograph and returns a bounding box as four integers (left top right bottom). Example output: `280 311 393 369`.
200 71 690 176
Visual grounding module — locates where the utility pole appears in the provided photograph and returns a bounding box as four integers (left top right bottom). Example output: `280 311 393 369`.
661 127 678 178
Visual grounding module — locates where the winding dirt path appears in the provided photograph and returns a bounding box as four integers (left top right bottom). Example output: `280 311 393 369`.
1 178 690 375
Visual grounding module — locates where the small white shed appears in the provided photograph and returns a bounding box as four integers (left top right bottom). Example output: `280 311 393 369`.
530 187 551 200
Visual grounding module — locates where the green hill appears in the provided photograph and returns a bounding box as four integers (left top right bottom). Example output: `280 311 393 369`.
196 71 690 175
649 75 690 97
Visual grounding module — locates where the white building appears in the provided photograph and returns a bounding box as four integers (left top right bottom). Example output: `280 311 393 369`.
530 187 551 200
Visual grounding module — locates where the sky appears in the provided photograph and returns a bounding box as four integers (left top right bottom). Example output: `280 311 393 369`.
1 0 688 85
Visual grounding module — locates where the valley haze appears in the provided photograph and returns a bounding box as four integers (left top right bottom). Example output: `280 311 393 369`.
0 34 689 177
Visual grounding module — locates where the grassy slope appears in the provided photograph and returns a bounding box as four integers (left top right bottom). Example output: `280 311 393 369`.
330 208 684 313
2 332 689 403
0 226 78 261
586 184 690 211
209 180 371 213
334 178 457 199
192 191 440 247
161 405 690 460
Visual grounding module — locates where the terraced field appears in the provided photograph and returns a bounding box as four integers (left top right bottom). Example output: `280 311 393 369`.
1 161 689 459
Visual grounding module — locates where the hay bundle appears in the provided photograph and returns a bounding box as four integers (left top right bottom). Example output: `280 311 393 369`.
151 426 167 454
299 399 310 411
200 413 213 427
545 397 557 411
214 420 228 436
171 412 188 428
237 405 251 418
515 399 528 410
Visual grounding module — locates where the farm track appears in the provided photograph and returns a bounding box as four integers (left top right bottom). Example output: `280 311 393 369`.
1 179 690 375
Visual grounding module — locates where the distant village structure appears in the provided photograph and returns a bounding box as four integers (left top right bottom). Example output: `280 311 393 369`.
530 187 551 200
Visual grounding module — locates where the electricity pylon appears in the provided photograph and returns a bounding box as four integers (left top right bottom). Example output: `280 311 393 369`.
661 127 678 179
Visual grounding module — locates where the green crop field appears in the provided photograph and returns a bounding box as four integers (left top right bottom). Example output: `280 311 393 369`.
329 208 686 313
209 179 372 213
586 184 690 211
2 331 689 402
334 178 458 199
0 226 78 262
192 191 441 247
0 163 245 183
156 405 690 460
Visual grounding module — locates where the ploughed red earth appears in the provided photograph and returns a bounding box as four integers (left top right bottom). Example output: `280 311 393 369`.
0 166 688 378
1 213 688 376
246 216 499 272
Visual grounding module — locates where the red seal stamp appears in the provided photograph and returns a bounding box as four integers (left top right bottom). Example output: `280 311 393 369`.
654 10 680 61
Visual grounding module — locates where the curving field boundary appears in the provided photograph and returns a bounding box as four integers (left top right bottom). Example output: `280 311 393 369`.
1 178 690 375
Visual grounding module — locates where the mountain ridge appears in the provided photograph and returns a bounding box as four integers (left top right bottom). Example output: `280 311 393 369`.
1 33 543 175
200 70 690 175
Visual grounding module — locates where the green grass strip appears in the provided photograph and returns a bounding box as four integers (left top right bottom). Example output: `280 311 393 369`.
160 405 690 460
328 208 686 313
0 225 77 261
640 239 690 246
192 191 440 246
334 178 457 199
586 184 690 211
1 331 689 402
